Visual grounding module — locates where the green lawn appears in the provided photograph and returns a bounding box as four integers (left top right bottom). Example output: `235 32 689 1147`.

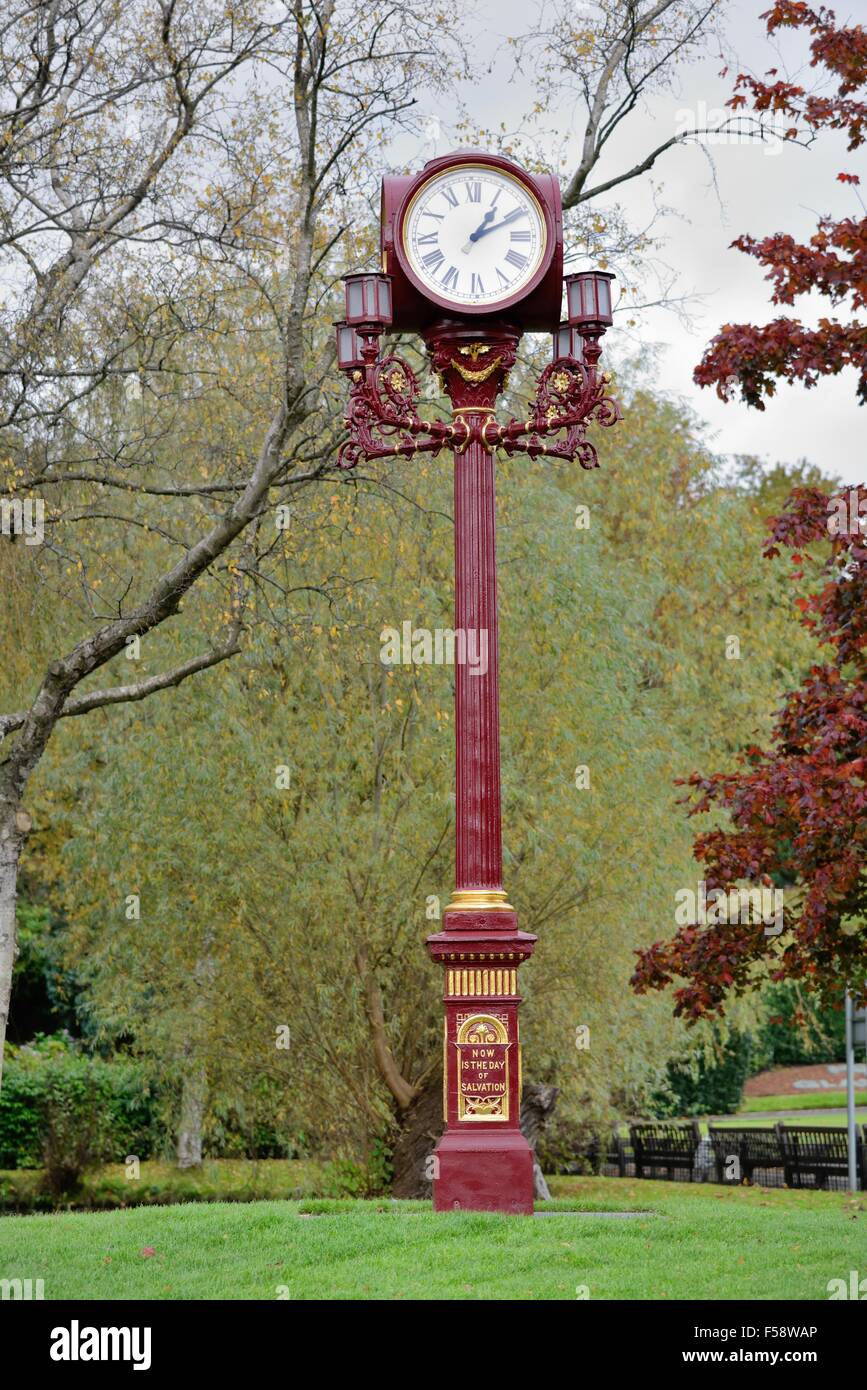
612 1110 866 1134
741 1092 867 1114
1 1177 863 1300
712 1110 867 1128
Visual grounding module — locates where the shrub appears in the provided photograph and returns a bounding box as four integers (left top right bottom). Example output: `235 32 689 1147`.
322 1139 393 1198
755 983 846 1068
0 1158 326 1213
41 1091 110 1198
650 1028 753 1118
0 1036 164 1172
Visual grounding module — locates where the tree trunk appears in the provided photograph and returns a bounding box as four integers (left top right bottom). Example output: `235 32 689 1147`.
391 1079 559 1199
176 1059 207 1169
520 1083 560 1149
520 1083 559 1201
391 1079 445 1198
0 801 27 1088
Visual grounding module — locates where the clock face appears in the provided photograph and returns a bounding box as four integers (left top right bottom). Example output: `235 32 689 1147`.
401 163 547 310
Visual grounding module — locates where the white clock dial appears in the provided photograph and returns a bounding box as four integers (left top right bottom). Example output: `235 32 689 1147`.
401 164 547 308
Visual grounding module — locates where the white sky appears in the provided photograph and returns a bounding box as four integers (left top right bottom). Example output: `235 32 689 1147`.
406 0 865 484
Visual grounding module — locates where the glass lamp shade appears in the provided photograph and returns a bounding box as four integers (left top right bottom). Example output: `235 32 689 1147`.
565 271 615 328
335 321 365 371
343 272 393 327
552 323 586 363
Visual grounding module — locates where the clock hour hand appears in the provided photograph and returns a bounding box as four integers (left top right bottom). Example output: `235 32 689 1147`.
460 207 496 255
470 207 527 243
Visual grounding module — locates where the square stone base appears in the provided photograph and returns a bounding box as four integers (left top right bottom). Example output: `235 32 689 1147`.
432 1130 534 1214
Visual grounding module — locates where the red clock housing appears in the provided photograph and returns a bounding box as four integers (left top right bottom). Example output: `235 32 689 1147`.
381 150 563 333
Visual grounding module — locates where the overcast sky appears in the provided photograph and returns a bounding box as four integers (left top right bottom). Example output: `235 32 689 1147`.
405 0 864 485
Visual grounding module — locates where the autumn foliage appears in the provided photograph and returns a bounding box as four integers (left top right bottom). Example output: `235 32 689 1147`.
694 2 867 405
632 484 867 1017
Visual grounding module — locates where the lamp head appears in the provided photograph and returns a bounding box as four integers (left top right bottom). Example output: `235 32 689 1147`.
565 270 615 331
343 272 393 328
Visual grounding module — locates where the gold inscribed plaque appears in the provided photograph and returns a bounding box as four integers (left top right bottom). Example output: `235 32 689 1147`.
456 1013 510 1122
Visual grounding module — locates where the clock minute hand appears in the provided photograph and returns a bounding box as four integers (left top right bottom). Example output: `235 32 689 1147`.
471 207 527 242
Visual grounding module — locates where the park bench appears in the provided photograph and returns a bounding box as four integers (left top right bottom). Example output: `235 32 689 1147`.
590 1132 631 1177
608 1132 631 1177
707 1125 781 1184
775 1123 867 1190
630 1120 702 1180
564 1132 631 1177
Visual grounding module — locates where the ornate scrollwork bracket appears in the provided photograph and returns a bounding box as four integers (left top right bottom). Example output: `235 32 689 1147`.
487 356 622 469
337 324 621 471
336 328 464 469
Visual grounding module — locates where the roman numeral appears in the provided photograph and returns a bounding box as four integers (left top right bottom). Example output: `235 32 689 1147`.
465 181 481 203
470 273 485 296
505 249 528 270
422 210 444 221
489 188 502 207
441 264 459 290
510 230 532 242
423 249 445 271
496 267 510 288
417 232 439 245
441 186 459 208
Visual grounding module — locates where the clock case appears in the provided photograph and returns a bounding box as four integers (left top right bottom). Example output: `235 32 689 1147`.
381 150 563 333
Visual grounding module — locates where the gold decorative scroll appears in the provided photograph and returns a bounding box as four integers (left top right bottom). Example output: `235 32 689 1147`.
449 354 504 384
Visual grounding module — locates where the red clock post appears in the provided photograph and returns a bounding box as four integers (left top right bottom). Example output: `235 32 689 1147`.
336 151 620 1213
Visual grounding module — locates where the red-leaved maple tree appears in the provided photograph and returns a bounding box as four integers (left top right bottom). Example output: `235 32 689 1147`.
632 485 867 1017
633 3 867 1018
695 1 867 405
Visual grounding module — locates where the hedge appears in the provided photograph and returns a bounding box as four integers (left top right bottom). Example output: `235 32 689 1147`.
0 1041 163 1169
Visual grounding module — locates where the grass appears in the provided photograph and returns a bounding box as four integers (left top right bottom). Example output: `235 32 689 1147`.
0 1176 863 1300
740 1091 867 1114
612 1110 866 1136
712 1111 867 1128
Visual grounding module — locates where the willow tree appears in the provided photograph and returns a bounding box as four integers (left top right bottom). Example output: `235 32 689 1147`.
2 0 786 1114
33 372 818 1180
0 0 458 1083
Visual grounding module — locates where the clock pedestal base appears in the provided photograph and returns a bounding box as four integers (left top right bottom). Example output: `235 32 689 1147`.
428 924 537 1215
432 1131 534 1215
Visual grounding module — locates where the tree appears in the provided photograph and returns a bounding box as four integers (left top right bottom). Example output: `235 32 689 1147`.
631 3 867 1023
632 480 867 1017
2 0 801 1138
0 0 758 1114
30 375 818 1179
518 0 780 214
0 0 457 1086
694 1 867 405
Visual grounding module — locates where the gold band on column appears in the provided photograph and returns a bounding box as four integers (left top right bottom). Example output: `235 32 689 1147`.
447 889 515 912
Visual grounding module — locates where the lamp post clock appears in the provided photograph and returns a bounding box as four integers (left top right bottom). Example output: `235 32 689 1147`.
400 162 548 310
335 150 620 1214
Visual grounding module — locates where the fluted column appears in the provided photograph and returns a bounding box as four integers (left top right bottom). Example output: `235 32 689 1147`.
425 321 521 921
453 433 502 893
